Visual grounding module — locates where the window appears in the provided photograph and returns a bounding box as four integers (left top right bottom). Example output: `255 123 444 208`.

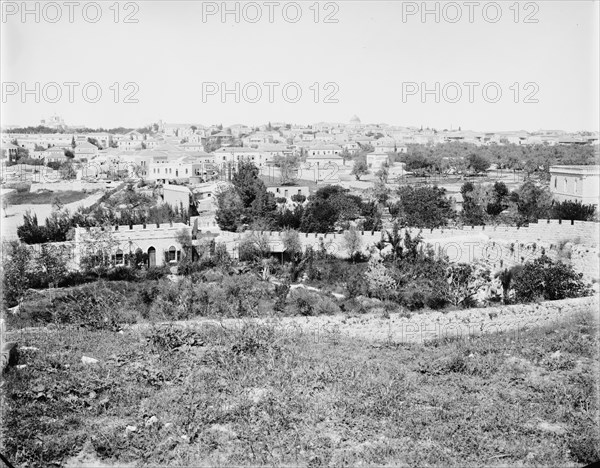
115 249 124 265
574 179 578 194
564 178 568 192
168 246 177 262
554 177 557 189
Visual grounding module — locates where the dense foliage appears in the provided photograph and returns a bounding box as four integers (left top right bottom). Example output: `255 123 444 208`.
512 255 591 302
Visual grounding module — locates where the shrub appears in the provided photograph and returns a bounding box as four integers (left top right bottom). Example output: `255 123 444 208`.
143 265 170 280
551 200 596 221
315 297 341 315
512 255 591 302
400 287 426 311
105 266 139 282
48 284 133 330
344 266 368 298
274 282 290 312
289 288 320 316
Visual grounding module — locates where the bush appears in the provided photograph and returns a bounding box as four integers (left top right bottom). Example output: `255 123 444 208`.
14 283 135 330
512 255 591 302
289 288 320 316
274 283 290 312
105 266 139 282
143 265 170 281
344 266 368 298
401 287 426 311
315 296 341 315
551 200 596 221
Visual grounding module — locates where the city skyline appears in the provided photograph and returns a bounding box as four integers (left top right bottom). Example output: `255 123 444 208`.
1 1 598 132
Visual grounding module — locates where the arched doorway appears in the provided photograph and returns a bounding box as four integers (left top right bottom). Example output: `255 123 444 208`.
148 247 156 268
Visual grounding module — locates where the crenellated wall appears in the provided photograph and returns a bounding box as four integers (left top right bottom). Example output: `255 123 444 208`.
215 221 599 279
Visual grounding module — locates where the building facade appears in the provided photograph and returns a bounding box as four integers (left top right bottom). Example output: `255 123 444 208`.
549 165 600 207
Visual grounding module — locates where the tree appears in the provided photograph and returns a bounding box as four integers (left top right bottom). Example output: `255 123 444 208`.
340 148 352 166
299 185 362 232
351 156 369 181
215 186 244 231
239 231 270 262
467 153 490 174
282 228 302 258
375 161 390 183
372 180 390 204
550 200 596 221
36 244 69 287
512 255 590 302
392 185 454 229
512 180 552 223
2 241 32 306
87 137 102 149
9 139 29 162
445 263 490 307
60 162 77 180
215 162 277 231
486 181 510 216
343 226 363 262
78 225 120 273
300 197 338 232
291 193 306 204
17 211 48 244
273 154 300 184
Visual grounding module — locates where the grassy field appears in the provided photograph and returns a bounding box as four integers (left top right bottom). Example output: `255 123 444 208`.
2 309 598 467
6 190 95 206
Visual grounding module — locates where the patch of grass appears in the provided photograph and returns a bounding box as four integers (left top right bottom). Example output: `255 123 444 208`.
3 311 598 467
6 189 94 205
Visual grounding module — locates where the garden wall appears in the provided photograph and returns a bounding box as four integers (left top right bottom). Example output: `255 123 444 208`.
215 221 599 280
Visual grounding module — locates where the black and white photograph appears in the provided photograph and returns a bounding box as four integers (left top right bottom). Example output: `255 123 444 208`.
0 1 599 466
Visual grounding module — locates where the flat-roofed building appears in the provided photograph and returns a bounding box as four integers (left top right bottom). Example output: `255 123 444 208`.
549 165 600 207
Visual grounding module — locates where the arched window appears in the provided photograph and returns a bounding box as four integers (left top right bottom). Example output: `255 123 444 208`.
168 246 177 262
564 178 568 192
148 247 156 267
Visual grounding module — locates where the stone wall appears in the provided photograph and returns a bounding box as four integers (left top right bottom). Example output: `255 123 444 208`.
214 221 600 280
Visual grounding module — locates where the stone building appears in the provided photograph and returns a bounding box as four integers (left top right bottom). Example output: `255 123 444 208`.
549 165 600 207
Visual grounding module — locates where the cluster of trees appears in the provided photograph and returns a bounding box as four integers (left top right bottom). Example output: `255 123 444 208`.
215 161 597 235
215 162 383 233
461 180 596 225
400 142 596 179
6 125 153 134
2 241 70 306
17 184 190 245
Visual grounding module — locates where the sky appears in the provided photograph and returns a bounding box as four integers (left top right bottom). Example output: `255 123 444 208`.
1 0 598 131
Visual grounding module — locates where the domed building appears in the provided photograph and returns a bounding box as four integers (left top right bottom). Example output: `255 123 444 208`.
348 115 362 130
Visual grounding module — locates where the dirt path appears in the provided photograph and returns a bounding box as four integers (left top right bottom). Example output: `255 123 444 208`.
130 295 599 345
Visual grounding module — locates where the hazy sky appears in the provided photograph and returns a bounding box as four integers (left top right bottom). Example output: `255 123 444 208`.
1 0 598 131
